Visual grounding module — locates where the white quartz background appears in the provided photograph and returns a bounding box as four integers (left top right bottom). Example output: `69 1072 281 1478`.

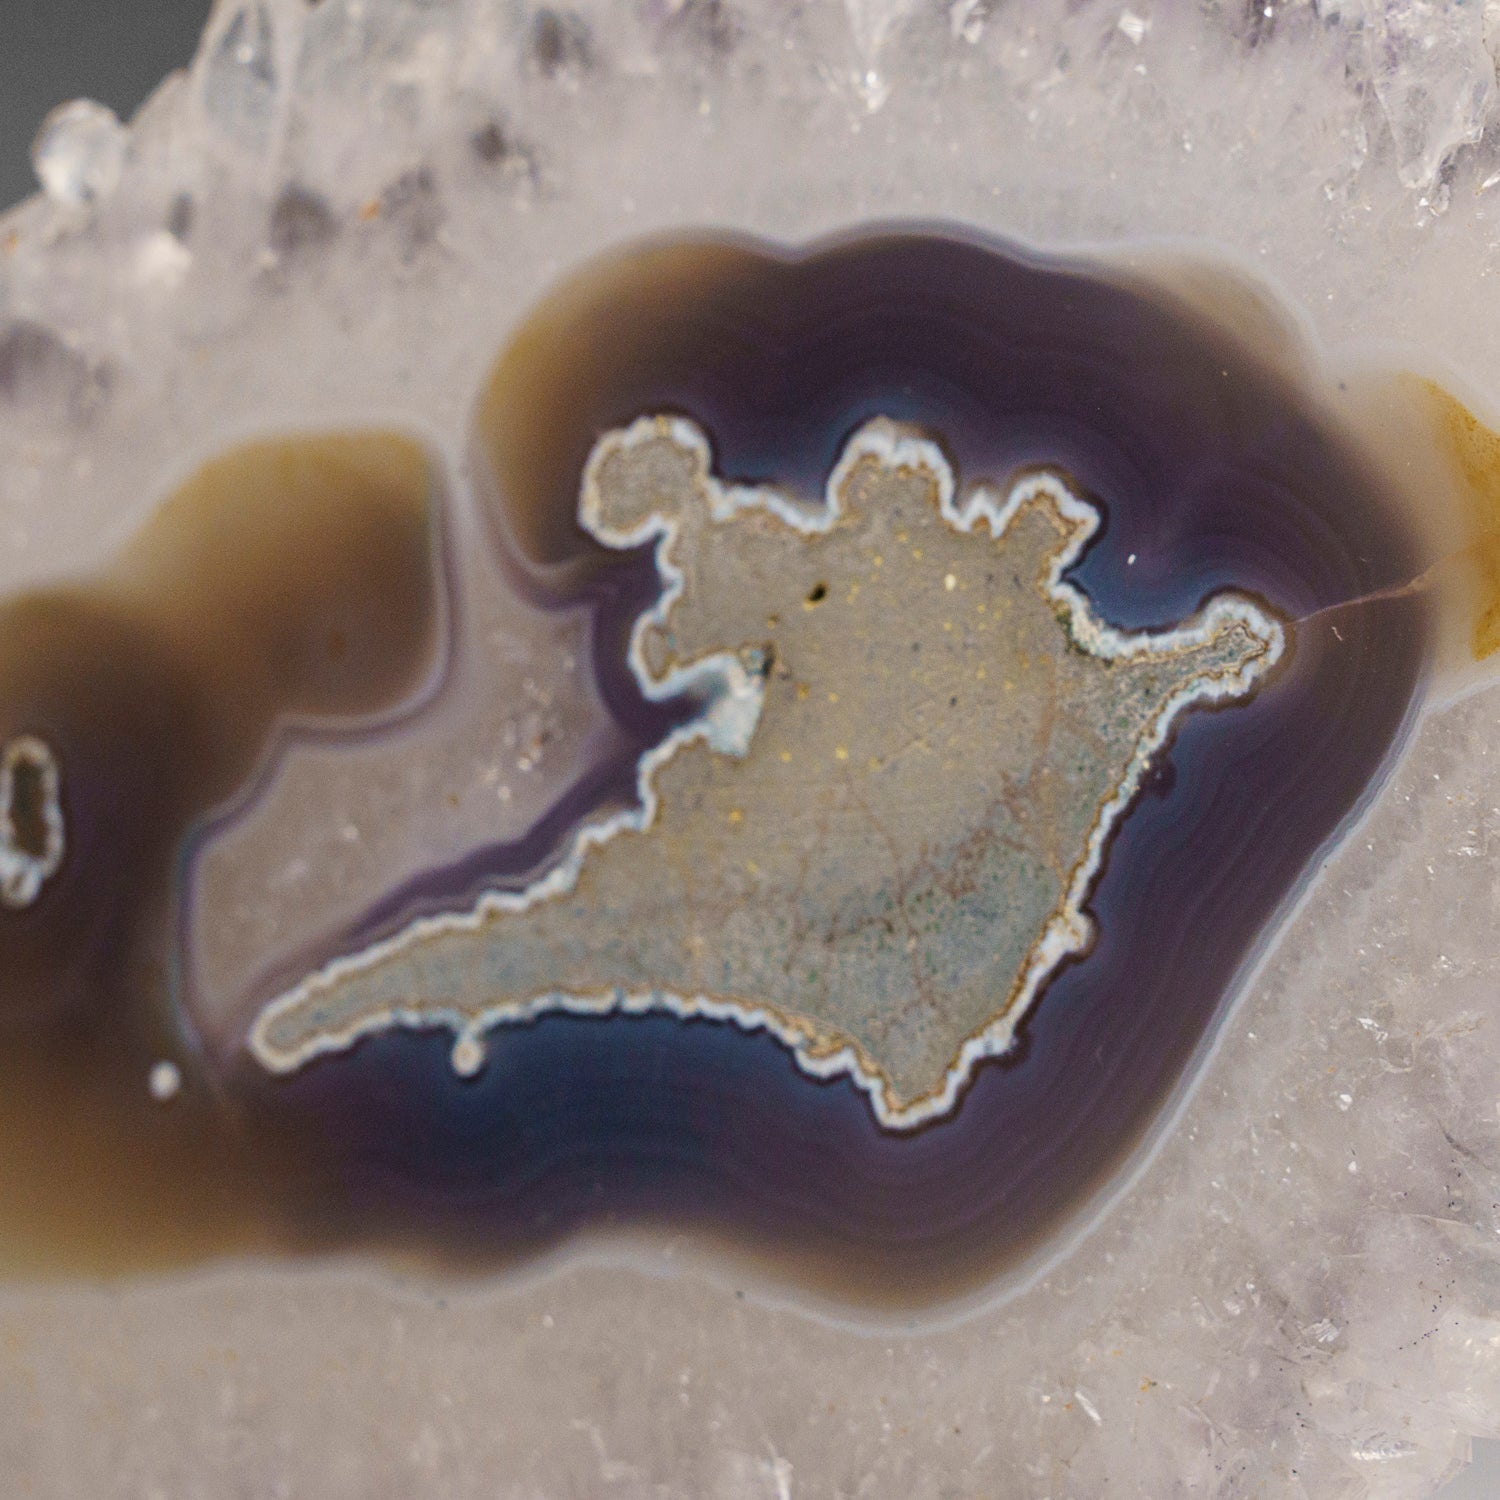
7 1 1500 1495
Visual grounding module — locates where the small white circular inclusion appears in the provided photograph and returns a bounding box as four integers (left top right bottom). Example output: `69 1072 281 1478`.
148 1060 182 1103
451 1034 486 1077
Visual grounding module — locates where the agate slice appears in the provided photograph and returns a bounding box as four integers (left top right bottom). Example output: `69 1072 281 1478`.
24 3 1500 1495
4 224 1485 1301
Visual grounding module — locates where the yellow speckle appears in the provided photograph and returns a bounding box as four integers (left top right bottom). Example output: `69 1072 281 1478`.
912 548 923 561
976 666 987 680
867 756 881 771
727 808 744 825
780 749 793 763
834 745 849 761
745 860 760 876
796 682 810 700
944 572 957 591
827 691 839 703
1003 678 1015 691
872 554 884 568
942 620 954 632
895 531 908 544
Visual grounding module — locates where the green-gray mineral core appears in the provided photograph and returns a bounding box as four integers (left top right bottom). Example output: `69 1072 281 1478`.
251 417 1283 1128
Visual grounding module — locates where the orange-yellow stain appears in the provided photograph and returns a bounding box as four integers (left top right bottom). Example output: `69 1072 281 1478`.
1414 376 1500 660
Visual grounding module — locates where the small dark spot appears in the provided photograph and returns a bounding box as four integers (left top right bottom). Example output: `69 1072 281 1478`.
0 323 72 403
949 695 958 708
0 321 107 420
665 0 741 56
268 185 338 258
383 167 435 213
530 8 593 79
468 118 543 191
1240 0 1276 47
166 194 194 243
380 167 443 258
7 753 50 861
471 121 510 164
806 582 827 605
466 117 544 194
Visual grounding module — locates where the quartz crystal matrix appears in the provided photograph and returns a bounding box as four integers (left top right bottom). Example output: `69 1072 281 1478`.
9 1 1500 1498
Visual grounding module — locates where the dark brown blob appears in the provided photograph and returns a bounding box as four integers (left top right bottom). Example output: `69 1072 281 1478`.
0 433 441 1271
